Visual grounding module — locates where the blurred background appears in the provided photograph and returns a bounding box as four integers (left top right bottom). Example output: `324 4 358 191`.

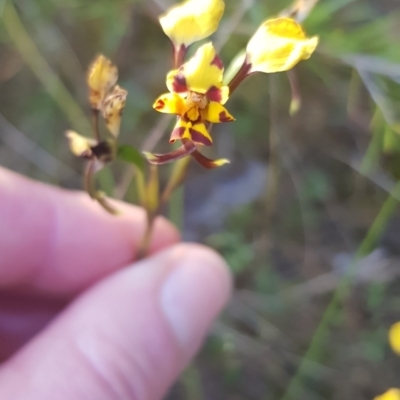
1 0 400 398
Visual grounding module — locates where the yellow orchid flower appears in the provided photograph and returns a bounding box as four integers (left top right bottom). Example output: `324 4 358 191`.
159 0 224 49
145 43 232 168
154 43 234 147
374 389 400 400
389 321 400 355
246 17 318 74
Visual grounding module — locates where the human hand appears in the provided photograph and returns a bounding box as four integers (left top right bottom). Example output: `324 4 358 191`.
0 167 231 400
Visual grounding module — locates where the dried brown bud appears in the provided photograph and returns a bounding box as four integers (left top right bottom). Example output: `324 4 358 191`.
102 85 128 138
87 55 118 110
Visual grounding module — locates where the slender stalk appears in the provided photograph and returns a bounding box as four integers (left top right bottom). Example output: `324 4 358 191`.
265 75 281 223
288 69 301 116
136 210 156 260
228 61 252 95
161 156 191 204
174 44 187 68
92 109 101 142
360 109 384 175
84 159 96 198
84 160 119 215
135 165 159 260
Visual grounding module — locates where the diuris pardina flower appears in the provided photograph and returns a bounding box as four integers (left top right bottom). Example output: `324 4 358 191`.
145 43 234 168
146 0 318 169
155 43 233 146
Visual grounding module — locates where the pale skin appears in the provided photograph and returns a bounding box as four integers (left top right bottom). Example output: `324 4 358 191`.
0 167 231 400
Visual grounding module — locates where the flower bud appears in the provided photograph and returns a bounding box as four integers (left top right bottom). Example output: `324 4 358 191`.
87 55 118 110
102 85 128 138
246 18 318 74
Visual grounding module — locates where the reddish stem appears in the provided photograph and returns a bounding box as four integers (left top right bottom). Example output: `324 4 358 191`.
173 44 187 68
228 60 252 96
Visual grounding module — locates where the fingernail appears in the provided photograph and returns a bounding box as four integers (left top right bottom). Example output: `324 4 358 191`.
160 246 231 354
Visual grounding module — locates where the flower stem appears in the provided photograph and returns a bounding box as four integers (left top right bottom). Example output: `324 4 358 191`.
84 159 97 198
136 210 156 260
92 109 100 142
135 164 159 260
228 60 252 96
174 44 187 68
84 159 119 215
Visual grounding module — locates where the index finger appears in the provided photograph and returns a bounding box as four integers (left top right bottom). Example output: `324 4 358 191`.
0 167 179 295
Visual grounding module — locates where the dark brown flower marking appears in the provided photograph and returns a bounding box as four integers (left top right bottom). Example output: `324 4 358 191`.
210 54 224 70
169 126 186 143
154 99 165 110
172 74 188 93
218 111 233 122
189 127 212 146
206 86 223 102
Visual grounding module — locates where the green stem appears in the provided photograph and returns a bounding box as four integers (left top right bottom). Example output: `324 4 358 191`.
135 165 159 260
136 210 156 261
92 109 101 142
265 75 281 224
360 110 384 175
228 60 252 96
84 160 119 215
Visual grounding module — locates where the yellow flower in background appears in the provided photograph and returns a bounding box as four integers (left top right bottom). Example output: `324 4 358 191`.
374 389 400 400
87 54 118 110
153 43 234 147
159 0 225 48
246 17 318 74
389 321 400 355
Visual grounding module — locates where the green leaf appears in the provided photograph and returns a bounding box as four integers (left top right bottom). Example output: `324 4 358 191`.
117 144 145 173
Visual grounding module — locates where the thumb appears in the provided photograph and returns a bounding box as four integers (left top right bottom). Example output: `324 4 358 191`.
0 244 231 400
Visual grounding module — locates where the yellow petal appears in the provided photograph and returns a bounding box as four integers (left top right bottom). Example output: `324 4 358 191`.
186 106 200 121
153 92 187 116
65 130 96 158
246 18 318 73
170 118 189 143
374 389 400 400
87 54 118 109
159 0 224 47
102 85 128 138
203 101 235 123
389 322 400 355
167 43 228 99
183 121 213 146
